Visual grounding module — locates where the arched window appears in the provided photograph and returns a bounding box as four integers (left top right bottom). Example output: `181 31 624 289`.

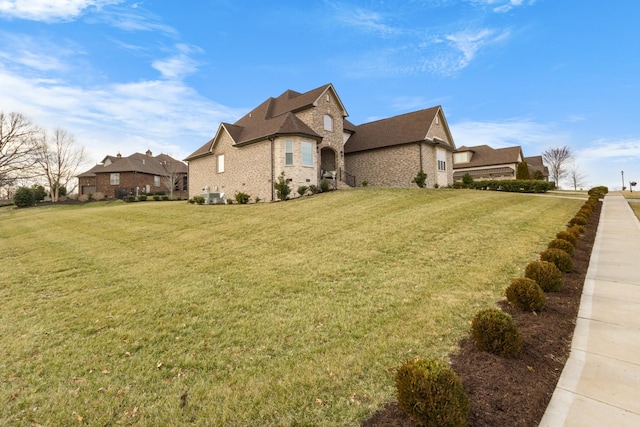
323 114 333 132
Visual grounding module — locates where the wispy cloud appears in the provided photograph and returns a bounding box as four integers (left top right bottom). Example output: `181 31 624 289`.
0 0 123 22
450 118 570 151
151 44 203 80
0 31 78 72
470 0 534 13
437 28 511 73
96 5 177 36
325 1 400 37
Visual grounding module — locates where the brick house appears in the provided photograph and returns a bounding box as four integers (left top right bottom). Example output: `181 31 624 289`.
453 145 549 181
77 150 188 199
185 83 456 201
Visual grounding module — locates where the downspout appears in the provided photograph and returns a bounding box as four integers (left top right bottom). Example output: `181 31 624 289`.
270 137 275 202
418 142 423 172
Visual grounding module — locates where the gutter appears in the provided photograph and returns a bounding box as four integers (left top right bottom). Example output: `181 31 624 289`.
270 136 275 202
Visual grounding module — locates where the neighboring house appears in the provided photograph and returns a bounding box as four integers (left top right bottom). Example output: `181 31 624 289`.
185 83 456 201
523 155 550 181
452 145 531 181
77 150 188 199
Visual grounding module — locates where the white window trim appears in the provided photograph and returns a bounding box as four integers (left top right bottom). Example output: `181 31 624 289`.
110 173 120 185
218 154 225 173
285 140 293 166
301 141 313 167
324 114 333 132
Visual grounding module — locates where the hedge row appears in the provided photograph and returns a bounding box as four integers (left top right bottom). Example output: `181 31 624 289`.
454 179 556 193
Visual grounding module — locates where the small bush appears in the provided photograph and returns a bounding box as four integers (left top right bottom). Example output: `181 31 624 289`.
525 260 563 292
505 278 546 312
548 238 574 256
274 171 291 200
320 179 331 192
254 196 262 203
162 195 169 201
297 186 309 197
471 308 522 357
396 357 469 427
361 180 369 187
308 185 319 194
226 198 234 204
191 195 205 205
153 195 161 201
556 230 577 246
569 215 588 226
124 195 136 203
234 192 251 204
93 192 106 200
412 171 427 188
14 187 36 208
540 248 573 273
462 173 474 187
138 195 147 201
568 224 585 237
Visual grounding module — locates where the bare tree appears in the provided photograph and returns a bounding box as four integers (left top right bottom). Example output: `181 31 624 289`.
0 112 41 191
35 128 86 202
566 162 588 190
542 146 573 188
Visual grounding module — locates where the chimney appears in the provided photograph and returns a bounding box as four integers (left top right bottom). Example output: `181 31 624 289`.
116 152 121 158
146 149 152 157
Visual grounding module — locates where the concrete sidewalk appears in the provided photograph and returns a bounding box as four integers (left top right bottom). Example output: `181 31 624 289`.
540 192 640 426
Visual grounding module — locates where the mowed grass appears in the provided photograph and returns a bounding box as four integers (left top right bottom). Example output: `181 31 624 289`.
0 189 582 426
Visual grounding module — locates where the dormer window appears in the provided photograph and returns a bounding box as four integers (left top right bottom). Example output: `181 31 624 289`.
324 114 333 132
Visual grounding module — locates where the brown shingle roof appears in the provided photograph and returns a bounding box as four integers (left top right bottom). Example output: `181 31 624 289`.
185 84 337 160
524 155 549 178
344 107 441 153
453 145 523 169
78 152 187 177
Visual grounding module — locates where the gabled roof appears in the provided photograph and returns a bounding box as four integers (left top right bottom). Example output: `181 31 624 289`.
524 155 549 177
344 107 448 153
77 152 187 177
453 145 523 169
185 84 341 161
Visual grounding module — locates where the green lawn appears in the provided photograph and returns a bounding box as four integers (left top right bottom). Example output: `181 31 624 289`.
0 189 582 426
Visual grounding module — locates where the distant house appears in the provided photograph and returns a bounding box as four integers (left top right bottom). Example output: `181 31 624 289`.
77 150 188 199
523 155 550 181
185 83 456 201
453 145 548 181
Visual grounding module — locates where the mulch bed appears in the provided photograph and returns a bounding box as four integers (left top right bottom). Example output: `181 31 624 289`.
363 201 601 427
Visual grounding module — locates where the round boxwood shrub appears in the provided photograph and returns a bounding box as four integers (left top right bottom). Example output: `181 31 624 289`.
471 308 522 357
548 238 574 256
396 357 469 427
569 215 588 226
568 224 585 237
138 194 147 201
556 230 577 246
525 260 563 292
13 187 36 207
540 248 573 273
505 278 546 312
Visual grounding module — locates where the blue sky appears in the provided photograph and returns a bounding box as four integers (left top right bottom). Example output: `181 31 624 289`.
1 0 639 190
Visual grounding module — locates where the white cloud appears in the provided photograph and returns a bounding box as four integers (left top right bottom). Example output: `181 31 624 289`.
575 139 640 190
0 66 243 167
469 0 533 13
0 32 76 72
151 44 203 80
450 118 570 151
0 0 122 22
326 1 400 37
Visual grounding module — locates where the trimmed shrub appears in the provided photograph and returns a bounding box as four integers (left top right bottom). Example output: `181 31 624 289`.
308 185 319 194
138 194 147 201
234 192 251 204
540 248 573 272
569 224 585 236
548 238 574 256
297 185 309 197
462 173 474 187
569 215 588 226
14 187 36 207
525 260 563 292
505 278 546 312
162 195 169 201
556 230 577 246
124 195 136 203
320 179 331 192
412 170 427 188
190 195 205 205
153 195 161 201
396 357 469 427
471 308 522 357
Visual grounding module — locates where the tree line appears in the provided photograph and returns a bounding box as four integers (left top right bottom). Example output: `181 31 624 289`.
0 111 85 202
